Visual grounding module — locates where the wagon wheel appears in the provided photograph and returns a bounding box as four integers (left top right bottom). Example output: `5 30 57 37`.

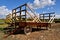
24 26 32 35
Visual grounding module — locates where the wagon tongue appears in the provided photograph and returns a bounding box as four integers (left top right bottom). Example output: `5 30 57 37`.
3 27 18 38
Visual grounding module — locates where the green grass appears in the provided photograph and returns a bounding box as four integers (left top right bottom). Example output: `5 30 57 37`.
0 19 4 22
0 23 8 31
0 24 8 28
0 19 8 28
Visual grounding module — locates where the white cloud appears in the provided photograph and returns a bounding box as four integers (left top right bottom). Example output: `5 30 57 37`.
0 6 11 19
28 0 56 9
55 15 60 19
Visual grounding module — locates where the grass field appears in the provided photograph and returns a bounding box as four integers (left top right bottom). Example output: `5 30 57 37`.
0 19 4 22
0 24 8 28
0 19 8 31
0 19 8 27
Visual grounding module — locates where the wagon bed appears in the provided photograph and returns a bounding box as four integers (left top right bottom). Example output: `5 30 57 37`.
19 22 50 28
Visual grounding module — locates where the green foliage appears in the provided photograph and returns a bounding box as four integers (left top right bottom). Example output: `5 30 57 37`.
54 18 60 23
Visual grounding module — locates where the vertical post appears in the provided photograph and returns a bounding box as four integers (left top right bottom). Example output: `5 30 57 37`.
15 9 16 28
24 4 27 26
39 14 41 20
43 14 44 22
49 14 50 20
20 7 21 22
12 10 13 23
25 4 27 22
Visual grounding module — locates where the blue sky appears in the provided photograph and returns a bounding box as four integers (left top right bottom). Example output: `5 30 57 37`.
0 0 60 19
0 0 33 10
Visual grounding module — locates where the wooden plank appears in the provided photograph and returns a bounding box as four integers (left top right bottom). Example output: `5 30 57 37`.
18 22 49 27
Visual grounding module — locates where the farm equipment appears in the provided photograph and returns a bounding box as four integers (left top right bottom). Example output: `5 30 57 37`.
4 4 55 38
